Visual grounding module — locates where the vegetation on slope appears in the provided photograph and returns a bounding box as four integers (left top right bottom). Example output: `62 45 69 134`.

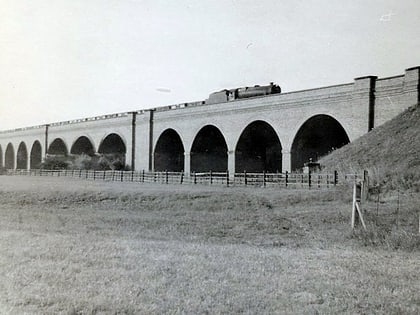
320 104 420 190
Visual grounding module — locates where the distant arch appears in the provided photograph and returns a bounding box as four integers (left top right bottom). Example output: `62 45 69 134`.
30 141 42 169
291 114 350 171
191 125 228 172
71 136 95 156
98 133 126 155
154 129 184 172
5 143 14 169
48 138 68 156
16 142 28 169
235 120 282 172
97 133 126 169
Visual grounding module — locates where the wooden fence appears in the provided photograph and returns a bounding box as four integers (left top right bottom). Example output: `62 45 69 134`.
4 169 361 189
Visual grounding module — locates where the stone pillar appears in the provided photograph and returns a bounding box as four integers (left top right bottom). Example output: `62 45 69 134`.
282 149 291 172
129 112 137 171
353 75 377 131
184 152 191 175
147 110 154 171
26 154 30 170
404 66 420 104
150 153 155 171
228 150 235 178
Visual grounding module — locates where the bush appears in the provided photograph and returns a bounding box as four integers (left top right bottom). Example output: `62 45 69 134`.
40 156 70 170
40 154 130 171
70 154 94 170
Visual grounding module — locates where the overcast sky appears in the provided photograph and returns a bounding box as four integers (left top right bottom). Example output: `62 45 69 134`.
0 0 419 130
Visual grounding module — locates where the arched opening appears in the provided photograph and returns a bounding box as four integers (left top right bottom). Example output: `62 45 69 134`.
235 121 282 172
291 115 350 171
71 136 95 156
98 133 127 169
16 142 28 169
48 138 68 156
191 125 228 172
5 143 14 169
98 133 126 155
30 141 42 169
154 129 184 172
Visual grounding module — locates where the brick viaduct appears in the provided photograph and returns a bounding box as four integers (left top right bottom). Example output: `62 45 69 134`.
0 66 419 175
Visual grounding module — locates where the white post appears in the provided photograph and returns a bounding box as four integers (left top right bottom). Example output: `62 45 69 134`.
227 150 235 180
281 149 291 172
184 152 191 175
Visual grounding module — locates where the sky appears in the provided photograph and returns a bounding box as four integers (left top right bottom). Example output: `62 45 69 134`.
0 0 419 130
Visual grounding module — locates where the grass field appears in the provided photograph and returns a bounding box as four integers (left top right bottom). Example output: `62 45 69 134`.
0 176 419 314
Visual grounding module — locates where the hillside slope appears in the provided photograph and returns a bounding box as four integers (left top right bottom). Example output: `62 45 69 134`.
320 104 420 189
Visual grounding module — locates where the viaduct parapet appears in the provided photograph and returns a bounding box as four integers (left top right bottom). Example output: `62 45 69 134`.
0 66 419 174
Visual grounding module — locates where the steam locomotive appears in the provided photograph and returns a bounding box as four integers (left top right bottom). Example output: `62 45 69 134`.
206 82 281 105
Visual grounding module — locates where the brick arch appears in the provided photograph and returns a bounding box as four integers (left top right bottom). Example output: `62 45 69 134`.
30 140 43 169
98 132 127 153
235 120 282 172
291 114 350 170
48 138 68 155
16 142 28 169
190 125 228 172
153 128 185 172
71 136 96 156
5 143 15 169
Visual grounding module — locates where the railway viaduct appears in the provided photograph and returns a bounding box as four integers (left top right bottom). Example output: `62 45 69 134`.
0 66 419 174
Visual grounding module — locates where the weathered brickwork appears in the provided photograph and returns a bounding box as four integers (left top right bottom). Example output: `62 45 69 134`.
1 67 418 172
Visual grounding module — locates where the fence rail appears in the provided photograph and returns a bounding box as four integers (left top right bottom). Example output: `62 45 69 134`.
4 169 361 189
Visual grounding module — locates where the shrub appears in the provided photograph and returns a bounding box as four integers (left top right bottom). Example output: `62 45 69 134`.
70 154 94 170
40 156 70 170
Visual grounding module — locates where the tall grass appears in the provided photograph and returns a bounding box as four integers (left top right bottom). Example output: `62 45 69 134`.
320 104 420 192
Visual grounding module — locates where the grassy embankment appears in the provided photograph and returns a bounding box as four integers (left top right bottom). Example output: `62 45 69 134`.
0 176 419 314
319 104 420 250
320 104 420 191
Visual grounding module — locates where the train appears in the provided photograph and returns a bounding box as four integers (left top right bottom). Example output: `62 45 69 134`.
206 82 281 105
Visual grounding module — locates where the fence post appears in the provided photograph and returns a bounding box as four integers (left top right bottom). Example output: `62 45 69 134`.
334 170 338 186
79 169 82 178
285 171 288 188
180 171 184 184
131 170 134 182
244 171 247 186
308 170 312 188
194 172 197 185
226 170 229 187
210 171 213 185
85 170 88 179
112 170 115 181
363 170 369 201
120 171 124 182
93 170 96 181
165 171 168 184
263 171 266 187
142 170 145 182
